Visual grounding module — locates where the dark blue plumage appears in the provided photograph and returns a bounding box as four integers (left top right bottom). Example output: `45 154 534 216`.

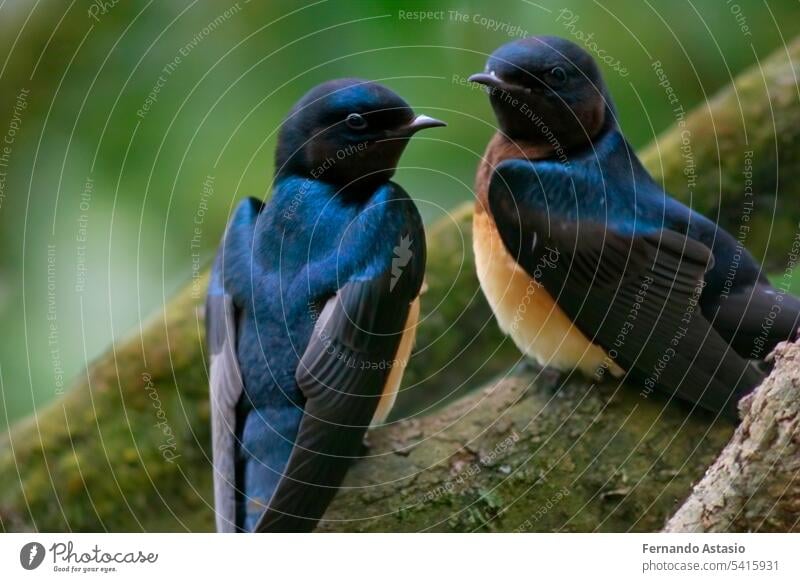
471 36 799 418
494 126 765 288
206 79 442 532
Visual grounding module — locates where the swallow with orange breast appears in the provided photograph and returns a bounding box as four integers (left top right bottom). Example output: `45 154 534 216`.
469 36 800 419
207 79 444 532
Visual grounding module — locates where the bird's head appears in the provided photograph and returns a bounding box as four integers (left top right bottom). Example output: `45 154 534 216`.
469 36 613 150
275 78 445 189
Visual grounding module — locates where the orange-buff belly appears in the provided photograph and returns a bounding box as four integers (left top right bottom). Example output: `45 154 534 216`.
473 211 623 379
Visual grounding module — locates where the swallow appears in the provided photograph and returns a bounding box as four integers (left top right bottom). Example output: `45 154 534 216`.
206 78 444 532
469 36 800 419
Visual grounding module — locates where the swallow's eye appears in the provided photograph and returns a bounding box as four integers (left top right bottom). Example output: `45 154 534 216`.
345 113 368 130
546 66 567 87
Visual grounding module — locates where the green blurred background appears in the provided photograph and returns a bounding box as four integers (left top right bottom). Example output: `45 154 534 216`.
0 0 798 428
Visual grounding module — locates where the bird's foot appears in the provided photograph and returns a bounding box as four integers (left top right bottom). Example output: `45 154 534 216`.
512 358 544 375
511 359 568 394
537 367 567 393
360 433 372 455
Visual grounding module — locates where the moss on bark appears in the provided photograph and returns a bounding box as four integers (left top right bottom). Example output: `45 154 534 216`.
321 370 733 532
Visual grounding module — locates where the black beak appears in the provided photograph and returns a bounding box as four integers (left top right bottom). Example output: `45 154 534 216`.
468 72 529 94
404 114 447 134
384 114 446 139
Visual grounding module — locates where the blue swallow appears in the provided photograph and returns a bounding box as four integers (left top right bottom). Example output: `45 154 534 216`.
469 36 799 418
206 79 444 532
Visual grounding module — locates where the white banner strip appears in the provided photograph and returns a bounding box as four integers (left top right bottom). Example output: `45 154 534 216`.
1 533 798 581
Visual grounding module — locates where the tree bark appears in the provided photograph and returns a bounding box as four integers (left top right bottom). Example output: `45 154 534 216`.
319 368 734 532
2 39 800 533
664 339 800 533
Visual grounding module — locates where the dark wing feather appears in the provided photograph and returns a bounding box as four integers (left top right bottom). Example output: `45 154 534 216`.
255 229 425 532
207 292 244 532
707 284 800 358
207 197 262 532
489 159 764 418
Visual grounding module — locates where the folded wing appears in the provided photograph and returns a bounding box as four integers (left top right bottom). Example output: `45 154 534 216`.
255 227 425 532
489 159 764 418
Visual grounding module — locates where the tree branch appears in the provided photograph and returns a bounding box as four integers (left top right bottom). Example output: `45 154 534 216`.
319 368 734 532
664 339 800 533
